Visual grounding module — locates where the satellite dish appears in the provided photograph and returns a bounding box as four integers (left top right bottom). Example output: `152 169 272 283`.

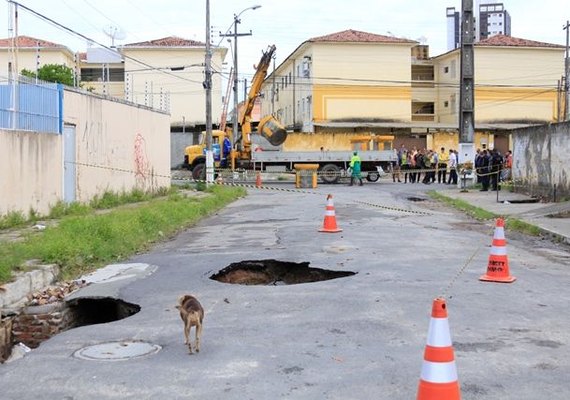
103 25 126 47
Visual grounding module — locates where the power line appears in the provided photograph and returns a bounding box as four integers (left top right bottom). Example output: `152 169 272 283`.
8 0 206 85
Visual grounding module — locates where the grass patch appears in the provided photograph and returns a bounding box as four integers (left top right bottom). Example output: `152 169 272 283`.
0 185 245 283
429 191 542 237
0 211 28 230
429 192 495 220
505 219 541 236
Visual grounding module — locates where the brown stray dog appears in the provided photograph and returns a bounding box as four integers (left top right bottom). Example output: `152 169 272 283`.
176 295 204 354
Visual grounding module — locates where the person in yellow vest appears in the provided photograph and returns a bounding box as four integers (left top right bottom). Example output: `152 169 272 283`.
437 147 449 184
349 151 363 186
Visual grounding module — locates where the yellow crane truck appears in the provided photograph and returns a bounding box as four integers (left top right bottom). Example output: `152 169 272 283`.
183 45 394 183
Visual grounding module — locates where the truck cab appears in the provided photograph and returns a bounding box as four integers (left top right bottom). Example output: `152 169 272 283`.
183 130 229 180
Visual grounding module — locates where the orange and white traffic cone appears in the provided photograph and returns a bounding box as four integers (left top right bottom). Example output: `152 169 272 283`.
255 172 262 188
318 194 342 233
417 297 461 400
479 218 516 283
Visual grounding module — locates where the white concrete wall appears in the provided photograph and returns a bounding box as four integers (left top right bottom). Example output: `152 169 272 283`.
0 129 62 216
64 90 171 202
0 90 171 217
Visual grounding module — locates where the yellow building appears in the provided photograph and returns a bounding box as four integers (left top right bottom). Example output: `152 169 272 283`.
0 35 75 78
259 30 418 151
0 35 228 132
260 31 566 154
434 34 566 151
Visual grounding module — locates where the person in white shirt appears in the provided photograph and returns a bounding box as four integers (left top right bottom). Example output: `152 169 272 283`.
447 149 458 184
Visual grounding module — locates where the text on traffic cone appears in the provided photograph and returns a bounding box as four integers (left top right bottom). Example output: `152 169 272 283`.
318 194 342 233
480 218 516 283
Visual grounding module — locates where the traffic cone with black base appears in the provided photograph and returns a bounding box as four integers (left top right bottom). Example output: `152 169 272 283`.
480 218 516 283
319 194 342 233
417 297 461 400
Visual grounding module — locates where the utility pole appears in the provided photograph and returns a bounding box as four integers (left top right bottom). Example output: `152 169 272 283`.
204 0 214 183
459 0 474 143
458 0 476 187
219 6 260 149
563 21 570 121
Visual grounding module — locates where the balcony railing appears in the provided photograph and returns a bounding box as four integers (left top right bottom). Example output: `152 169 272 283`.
412 114 435 122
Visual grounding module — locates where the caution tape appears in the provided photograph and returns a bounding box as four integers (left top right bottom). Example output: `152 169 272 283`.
352 200 433 216
206 179 320 195
441 223 496 299
71 160 439 214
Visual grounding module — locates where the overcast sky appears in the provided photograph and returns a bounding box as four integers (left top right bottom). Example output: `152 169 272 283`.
2 0 568 81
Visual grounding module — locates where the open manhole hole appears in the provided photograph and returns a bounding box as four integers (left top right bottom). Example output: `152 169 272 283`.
210 259 356 285
547 212 570 219
504 198 540 204
66 297 141 327
407 196 426 202
73 340 161 361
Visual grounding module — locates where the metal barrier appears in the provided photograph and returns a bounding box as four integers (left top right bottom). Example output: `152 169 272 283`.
0 75 62 134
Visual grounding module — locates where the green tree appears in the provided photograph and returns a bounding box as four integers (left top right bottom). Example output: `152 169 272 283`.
20 64 75 86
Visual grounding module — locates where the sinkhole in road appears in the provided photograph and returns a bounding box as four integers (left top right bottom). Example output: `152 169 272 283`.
66 297 141 327
2 297 141 362
210 259 356 285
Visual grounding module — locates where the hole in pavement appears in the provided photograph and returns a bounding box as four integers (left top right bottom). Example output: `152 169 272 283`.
2 297 141 362
505 198 540 204
210 259 356 285
547 212 570 219
66 297 141 327
407 197 426 202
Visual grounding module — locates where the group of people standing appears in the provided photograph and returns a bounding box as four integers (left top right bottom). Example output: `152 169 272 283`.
392 145 459 185
474 148 512 191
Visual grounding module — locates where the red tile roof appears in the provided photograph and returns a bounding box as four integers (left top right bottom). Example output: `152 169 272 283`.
0 35 66 48
476 34 564 48
309 29 417 44
123 36 206 47
77 52 87 61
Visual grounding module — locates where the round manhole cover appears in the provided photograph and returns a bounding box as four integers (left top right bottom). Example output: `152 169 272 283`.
73 340 161 361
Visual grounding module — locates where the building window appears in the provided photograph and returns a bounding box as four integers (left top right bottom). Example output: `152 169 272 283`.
288 72 292 84
444 66 449 73
444 101 449 108
81 68 124 82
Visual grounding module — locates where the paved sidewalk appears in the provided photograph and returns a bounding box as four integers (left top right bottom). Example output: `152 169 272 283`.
439 186 570 245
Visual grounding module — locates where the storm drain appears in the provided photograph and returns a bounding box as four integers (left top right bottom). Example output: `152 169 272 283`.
65 297 141 327
73 340 161 361
210 259 356 285
407 196 426 202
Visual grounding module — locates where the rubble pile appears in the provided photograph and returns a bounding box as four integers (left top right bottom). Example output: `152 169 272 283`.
28 280 88 306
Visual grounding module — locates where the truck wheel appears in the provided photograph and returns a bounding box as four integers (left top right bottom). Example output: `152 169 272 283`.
366 171 380 182
320 164 341 184
192 163 206 181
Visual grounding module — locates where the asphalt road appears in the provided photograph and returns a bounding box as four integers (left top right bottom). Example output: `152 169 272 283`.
1 182 569 400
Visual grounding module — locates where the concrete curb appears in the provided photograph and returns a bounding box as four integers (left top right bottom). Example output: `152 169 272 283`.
0 265 59 313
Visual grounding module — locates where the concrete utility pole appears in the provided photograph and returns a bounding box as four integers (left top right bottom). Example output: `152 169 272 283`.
204 0 214 183
458 0 476 187
219 5 260 149
563 21 570 121
459 0 474 143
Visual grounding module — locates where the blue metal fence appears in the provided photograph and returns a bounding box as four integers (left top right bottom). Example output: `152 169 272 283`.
0 77 63 134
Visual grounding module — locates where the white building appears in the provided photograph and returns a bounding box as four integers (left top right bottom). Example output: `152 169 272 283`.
446 2 511 50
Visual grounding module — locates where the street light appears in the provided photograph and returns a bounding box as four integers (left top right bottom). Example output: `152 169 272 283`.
231 5 261 151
